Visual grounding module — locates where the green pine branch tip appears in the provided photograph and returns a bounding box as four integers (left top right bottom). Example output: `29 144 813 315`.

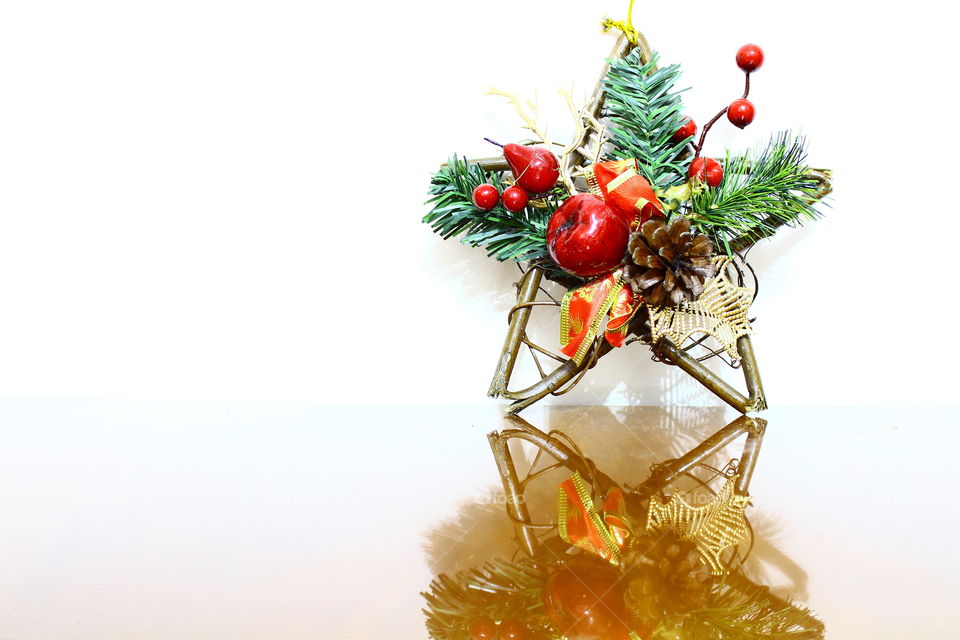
424 156 558 265
689 132 826 253
602 49 690 188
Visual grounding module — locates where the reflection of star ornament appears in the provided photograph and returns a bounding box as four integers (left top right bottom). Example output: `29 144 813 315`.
644 474 751 574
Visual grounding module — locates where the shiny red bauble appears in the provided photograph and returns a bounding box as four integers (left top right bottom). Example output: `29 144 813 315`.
736 43 764 73
498 618 526 640
543 558 628 640
546 194 630 277
472 184 500 211
501 185 530 212
727 99 755 129
503 144 560 194
468 616 497 640
670 116 697 143
688 157 724 188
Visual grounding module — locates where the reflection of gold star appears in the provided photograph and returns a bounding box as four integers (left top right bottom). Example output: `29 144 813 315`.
644 475 750 575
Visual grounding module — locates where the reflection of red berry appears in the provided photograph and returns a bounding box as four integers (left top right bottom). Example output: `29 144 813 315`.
501 185 529 212
736 44 764 72
468 616 497 640
727 99 755 129
671 116 697 143
688 157 724 187
472 184 500 211
499 619 526 640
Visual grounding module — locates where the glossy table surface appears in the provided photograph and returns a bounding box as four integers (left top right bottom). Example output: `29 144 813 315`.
0 400 957 639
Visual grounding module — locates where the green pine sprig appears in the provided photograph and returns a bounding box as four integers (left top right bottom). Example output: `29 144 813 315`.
688 132 824 254
422 557 549 640
602 50 690 188
680 575 824 640
423 155 561 265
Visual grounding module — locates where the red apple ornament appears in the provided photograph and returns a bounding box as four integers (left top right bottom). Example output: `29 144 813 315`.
688 157 724 188
472 183 499 211
501 185 529 212
547 194 630 277
486 138 560 194
543 559 630 640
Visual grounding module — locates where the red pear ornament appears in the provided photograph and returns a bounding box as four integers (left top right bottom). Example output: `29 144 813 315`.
485 138 560 194
546 194 630 278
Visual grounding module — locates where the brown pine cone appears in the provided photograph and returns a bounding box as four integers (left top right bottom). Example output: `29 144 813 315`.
623 531 714 627
625 217 716 306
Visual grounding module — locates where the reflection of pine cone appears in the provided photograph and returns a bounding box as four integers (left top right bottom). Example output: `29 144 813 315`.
625 217 716 306
623 532 713 627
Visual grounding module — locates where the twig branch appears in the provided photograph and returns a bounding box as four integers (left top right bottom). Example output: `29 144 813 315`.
487 88 552 150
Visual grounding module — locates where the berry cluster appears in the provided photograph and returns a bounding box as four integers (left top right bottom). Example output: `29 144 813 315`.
672 43 765 188
472 183 529 212
472 139 561 212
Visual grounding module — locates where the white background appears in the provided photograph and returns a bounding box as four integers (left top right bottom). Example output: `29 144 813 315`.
1 0 958 407
1 4 960 639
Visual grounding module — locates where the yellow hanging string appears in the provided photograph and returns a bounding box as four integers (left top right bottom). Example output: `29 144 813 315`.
601 0 640 45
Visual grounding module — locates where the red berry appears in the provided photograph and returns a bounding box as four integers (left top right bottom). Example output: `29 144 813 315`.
670 116 697 144
736 44 764 72
727 99 755 129
499 619 526 640
501 185 529 212
468 616 497 640
688 157 724 188
472 184 499 211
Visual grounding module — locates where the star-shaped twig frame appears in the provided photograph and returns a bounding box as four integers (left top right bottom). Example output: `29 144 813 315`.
481 34 832 415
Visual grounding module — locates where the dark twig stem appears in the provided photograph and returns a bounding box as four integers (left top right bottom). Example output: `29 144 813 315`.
693 108 728 159
483 137 504 148
693 72 752 160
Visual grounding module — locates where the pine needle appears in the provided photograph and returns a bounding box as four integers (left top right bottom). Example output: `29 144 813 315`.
681 576 825 640
422 556 549 640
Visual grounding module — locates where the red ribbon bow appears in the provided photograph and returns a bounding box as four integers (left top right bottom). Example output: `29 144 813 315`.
558 472 632 565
